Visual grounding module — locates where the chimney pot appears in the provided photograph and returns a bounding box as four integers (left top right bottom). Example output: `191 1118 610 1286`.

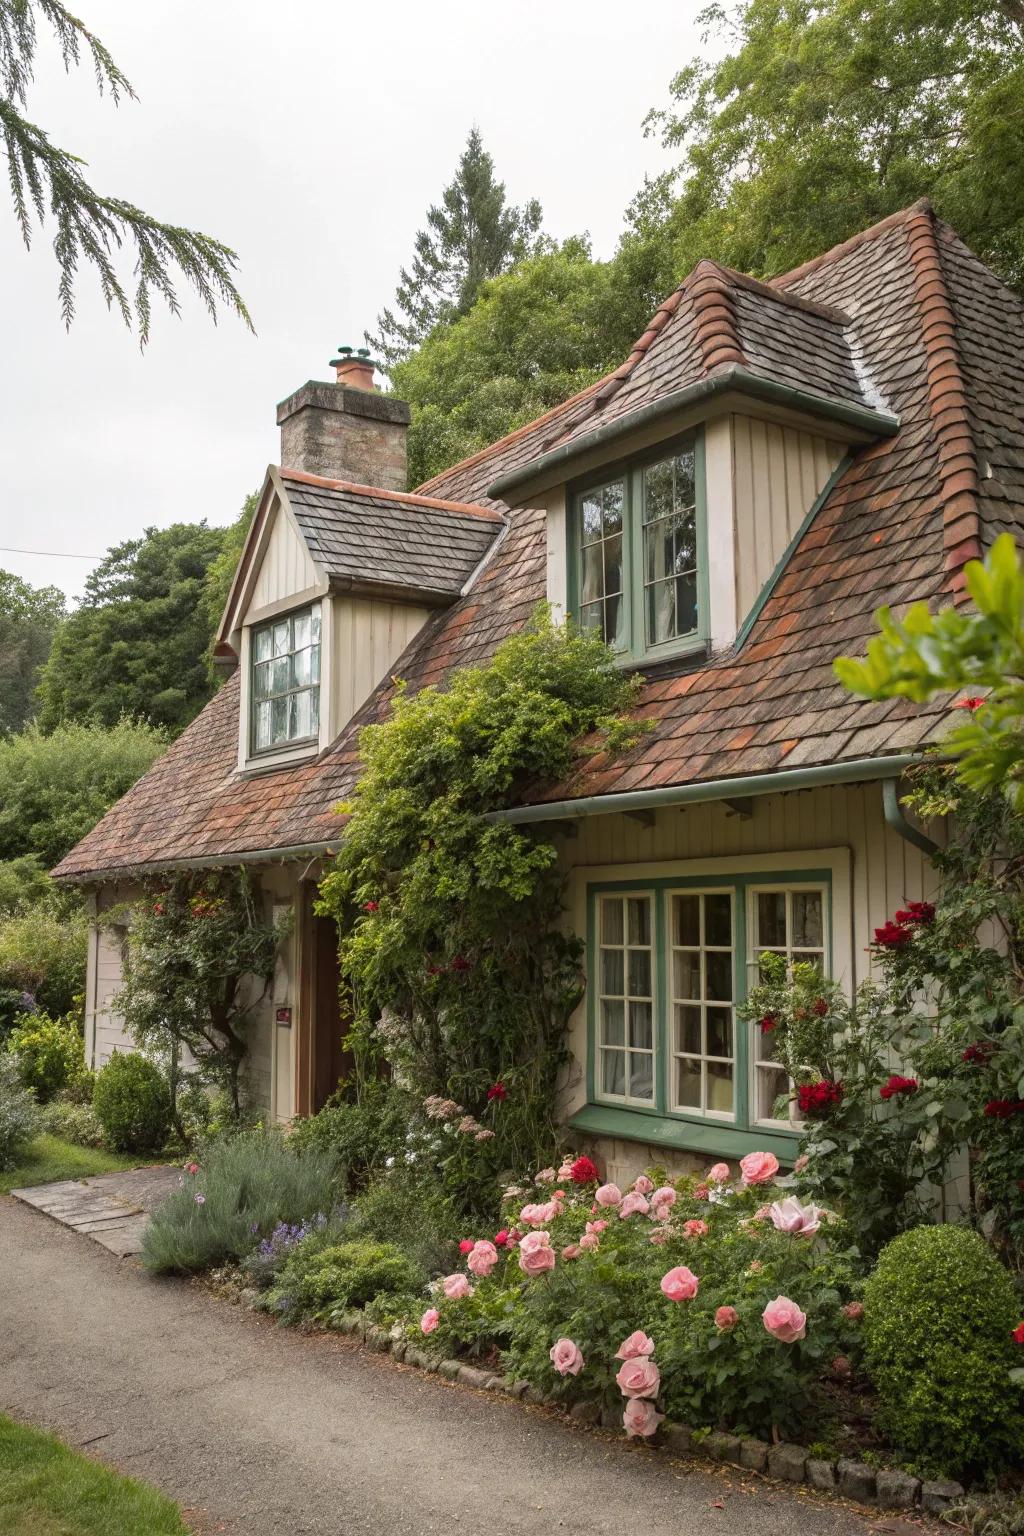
330 343 378 392
277 339 410 490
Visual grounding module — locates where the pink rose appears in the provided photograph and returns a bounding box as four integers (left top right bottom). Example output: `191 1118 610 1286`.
715 1305 739 1332
619 1191 650 1219
651 1205 673 1225
623 1397 664 1437
831 1355 851 1378
595 1182 622 1207
843 1301 864 1322
649 1226 672 1245
467 1240 499 1277
740 1151 780 1186
633 1175 654 1195
562 1244 582 1261
586 1219 608 1235
660 1265 699 1302
616 1357 661 1398
794 1154 809 1174
443 1273 472 1300
536 1167 556 1184
518 1233 556 1277
762 1295 807 1343
748 1260 763 1274
693 1184 710 1201
769 1196 821 1237
579 1232 599 1251
683 1219 709 1239
420 1308 440 1334
708 1162 731 1184
549 1337 585 1376
651 1186 676 1210
557 1162 574 1181
616 1330 655 1360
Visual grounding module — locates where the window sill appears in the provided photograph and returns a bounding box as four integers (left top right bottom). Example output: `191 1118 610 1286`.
568 1103 800 1162
238 741 320 778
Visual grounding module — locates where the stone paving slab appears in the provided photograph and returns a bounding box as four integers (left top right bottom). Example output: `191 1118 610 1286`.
10 1164 179 1256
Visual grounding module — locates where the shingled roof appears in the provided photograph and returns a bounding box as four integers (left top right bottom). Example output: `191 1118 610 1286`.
53 202 1024 883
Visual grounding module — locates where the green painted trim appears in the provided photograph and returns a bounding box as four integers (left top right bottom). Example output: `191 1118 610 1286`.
585 870 831 1145
882 776 940 857
568 1103 801 1162
734 454 854 650
486 753 923 825
487 365 899 501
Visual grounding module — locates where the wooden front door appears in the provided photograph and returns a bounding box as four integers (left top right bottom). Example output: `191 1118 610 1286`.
312 912 351 1111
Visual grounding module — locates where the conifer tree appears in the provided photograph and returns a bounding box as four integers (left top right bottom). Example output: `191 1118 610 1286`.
369 127 543 367
0 0 251 342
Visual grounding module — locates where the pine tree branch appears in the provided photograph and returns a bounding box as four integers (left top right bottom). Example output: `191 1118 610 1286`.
1 96 252 342
0 0 132 108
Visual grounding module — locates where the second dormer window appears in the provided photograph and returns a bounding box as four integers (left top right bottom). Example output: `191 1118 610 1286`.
572 436 706 663
251 604 321 754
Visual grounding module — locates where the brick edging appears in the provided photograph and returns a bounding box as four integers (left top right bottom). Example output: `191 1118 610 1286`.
337 1312 964 1515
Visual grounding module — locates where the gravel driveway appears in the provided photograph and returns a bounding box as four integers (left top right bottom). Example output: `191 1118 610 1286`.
0 1195 883 1536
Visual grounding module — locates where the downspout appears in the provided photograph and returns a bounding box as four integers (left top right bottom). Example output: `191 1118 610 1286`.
882 777 940 858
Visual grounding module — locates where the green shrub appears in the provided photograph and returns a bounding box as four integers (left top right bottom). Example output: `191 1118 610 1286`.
261 1237 423 1323
864 1224 1023 1479
0 905 88 1022
0 1054 41 1169
39 1095 106 1148
93 1052 171 1153
7 1010 86 1102
288 1081 413 1189
141 1130 341 1275
345 1172 458 1278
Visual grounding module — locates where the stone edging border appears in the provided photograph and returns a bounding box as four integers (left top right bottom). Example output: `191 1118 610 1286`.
335 1312 965 1516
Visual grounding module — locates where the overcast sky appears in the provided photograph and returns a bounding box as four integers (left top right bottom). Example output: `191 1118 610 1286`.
0 1 708 604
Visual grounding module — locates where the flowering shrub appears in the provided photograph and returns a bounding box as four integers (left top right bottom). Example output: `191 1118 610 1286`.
410 1157 860 1441
7 1009 88 1103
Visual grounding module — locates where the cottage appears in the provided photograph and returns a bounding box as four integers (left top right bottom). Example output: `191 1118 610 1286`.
52 200 1024 1187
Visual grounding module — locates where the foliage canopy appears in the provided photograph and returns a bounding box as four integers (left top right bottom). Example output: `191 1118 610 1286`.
0 569 64 735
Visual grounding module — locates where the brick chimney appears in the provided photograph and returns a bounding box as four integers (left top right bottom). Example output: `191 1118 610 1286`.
276 346 410 491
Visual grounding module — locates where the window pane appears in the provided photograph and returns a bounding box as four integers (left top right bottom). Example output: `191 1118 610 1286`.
310 606 321 643
628 898 651 946
293 689 313 739
271 655 290 694
706 1009 732 1058
253 660 272 700
601 899 624 945
707 1061 734 1114
757 892 787 947
676 1058 701 1108
606 591 625 650
254 627 273 663
580 601 603 635
601 948 624 997
757 1065 790 1121
310 688 320 736
705 950 732 1002
673 950 701 1001
705 893 731 946
675 571 698 636
581 495 602 543
272 620 290 657
603 533 623 596
673 894 700 947
628 1054 654 1101
581 544 604 605
628 949 651 998
293 612 311 649
601 998 625 1047
629 999 653 1051
647 579 675 645
792 891 823 949
255 700 272 750
676 1004 701 1055
602 482 624 535
292 647 312 687
271 696 288 742
602 1050 625 1097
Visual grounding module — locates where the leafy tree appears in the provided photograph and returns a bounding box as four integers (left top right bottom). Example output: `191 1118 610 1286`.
0 716 165 870
317 612 644 1206
630 0 1024 297
369 127 544 368
0 570 64 735
199 491 259 681
113 870 290 1118
836 533 1024 806
1 0 250 341
393 239 638 486
37 521 227 734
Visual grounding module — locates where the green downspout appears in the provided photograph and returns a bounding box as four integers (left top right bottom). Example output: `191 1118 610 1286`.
882 776 940 858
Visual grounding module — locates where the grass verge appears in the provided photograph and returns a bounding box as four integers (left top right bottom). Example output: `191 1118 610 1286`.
0 1415 188 1534
0 1135 142 1195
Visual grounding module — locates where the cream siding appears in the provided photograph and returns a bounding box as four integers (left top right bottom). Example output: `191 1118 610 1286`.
88 883 141 1069
328 593 432 732
249 501 320 614
732 416 846 622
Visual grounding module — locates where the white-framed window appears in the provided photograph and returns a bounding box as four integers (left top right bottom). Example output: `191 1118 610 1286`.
748 884 828 1124
595 893 655 1106
250 603 321 754
669 889 735 1119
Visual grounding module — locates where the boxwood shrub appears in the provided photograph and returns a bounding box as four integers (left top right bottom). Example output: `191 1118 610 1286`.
864 1224 1023 1479
93 1052 171 1153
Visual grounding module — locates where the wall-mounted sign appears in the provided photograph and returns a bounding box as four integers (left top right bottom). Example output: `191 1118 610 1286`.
275 1007 292 1026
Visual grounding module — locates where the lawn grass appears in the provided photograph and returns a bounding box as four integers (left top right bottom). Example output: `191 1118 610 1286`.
0 1135 142 1195
0 1415 188 1534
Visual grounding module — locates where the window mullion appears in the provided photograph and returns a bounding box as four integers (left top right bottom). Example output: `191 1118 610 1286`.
655 888 668 1115
734 881 750 1131
629 466 644 660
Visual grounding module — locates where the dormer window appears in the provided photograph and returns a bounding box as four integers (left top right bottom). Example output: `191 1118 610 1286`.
251 603 321 754
571 435 706 663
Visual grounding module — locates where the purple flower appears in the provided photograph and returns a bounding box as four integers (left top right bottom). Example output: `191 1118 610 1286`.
194 1193 206 1205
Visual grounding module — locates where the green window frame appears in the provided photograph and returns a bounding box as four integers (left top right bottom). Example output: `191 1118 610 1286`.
250 603 321 755
580 870 832 1159
567 431 709 665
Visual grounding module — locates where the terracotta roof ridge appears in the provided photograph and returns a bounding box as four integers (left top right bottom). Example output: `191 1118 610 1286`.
903 204 981 598
280 467 504 523
413 379 607 496
772 198 934 290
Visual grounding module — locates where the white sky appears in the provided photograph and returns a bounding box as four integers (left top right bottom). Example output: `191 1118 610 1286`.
0 0 709 604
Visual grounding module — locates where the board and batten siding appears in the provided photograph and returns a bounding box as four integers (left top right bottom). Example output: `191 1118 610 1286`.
249 501 320 613
328 593 431 732
731 416 846 623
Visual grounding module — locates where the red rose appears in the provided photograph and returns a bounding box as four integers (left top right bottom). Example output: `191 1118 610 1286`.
813 999 829 1017
963 1042 996 1065
985 1099 1016 1119
798 1080 843 1117
570 1155 600 1185
362 900 379 913
874 921 912 949
152 902 164 916
486 1082 507 1102
758 1014 777 1034
1013 1322 1024 1345
459 1239 474 1254
450 955 472 972
895 902 935 926
880 1074 918 1101
954 697 984 711
493 1230 510 1248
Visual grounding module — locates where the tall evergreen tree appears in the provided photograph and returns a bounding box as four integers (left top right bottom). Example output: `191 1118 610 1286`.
0 571 65 735
0 0 250 342
369 127 544 367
